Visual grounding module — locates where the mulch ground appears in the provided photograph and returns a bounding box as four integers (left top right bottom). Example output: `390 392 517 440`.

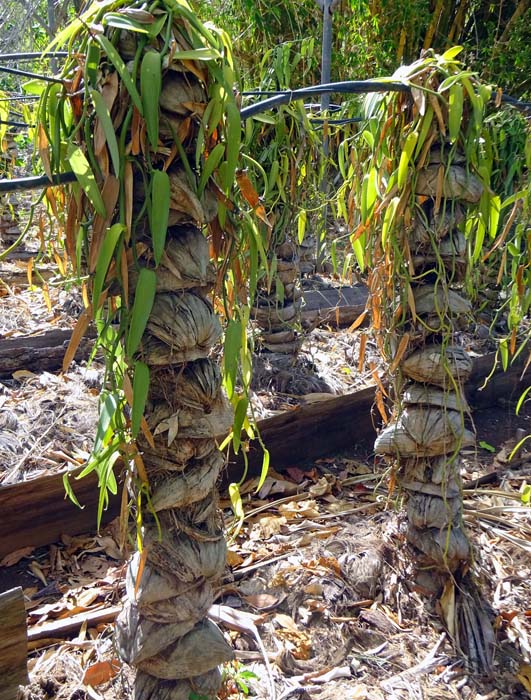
1 391 530 700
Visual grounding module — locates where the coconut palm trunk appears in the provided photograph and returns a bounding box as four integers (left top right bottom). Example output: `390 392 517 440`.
113 225 235 698
349 51 501 664
0 134 20 248
38 2 242 697
253 233 304 354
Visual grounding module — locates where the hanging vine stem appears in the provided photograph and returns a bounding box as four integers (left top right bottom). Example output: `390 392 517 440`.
335 45 531 670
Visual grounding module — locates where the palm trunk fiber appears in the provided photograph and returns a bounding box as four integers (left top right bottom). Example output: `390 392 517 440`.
114 223 234 699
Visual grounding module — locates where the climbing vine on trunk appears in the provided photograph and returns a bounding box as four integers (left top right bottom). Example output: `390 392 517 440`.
337 47 510 668
36 1 266 697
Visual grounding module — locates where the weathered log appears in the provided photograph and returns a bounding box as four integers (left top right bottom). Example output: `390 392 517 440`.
300 285 368 327
0 467 121 558
28 605 121 642
0 587 28 700
0 328 94 378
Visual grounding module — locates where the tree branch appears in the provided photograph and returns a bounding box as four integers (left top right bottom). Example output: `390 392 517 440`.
16 0 51 34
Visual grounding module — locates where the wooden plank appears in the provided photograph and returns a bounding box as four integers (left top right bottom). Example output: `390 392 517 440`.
28 605 121 643
0 328 94 377
0 469 121 558
301 285 368 327
0 349 528 557
0 587 29 700
226 348 531 484
226 385 377 485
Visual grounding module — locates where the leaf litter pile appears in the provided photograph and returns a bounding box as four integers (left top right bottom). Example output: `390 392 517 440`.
0 409 528 699
1 270 531 699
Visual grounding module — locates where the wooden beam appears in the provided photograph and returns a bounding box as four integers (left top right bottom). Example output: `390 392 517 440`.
0 587 28 700
301 285 368 327
28 605 121 643
0 328 94 378
0 469 121 558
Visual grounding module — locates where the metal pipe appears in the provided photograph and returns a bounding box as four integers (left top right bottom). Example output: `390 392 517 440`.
0 119 32 128
0 65 63 83
0 172 76 193
320 0 333 113
317 0 334 270
0 81 529 194
240 80 409 119
0 52 68 62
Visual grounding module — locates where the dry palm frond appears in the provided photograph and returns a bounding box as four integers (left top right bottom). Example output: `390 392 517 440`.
159 73 207 114
134 669 222 700
150 451 225 512
413 284 472 317
150 360 223 412
143 293 222 365
415 165 484 203
407 521 470 568
374 406 475 457
115 600 205 664
136 620 233 681
403 383 469 412
401 344 473 387
412 202 466 245
132 227 215 291
407 491 461 529
168 167 218 224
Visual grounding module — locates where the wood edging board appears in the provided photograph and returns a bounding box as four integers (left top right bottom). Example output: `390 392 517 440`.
0 349 528 559
0 328 95 378
0 587 29 698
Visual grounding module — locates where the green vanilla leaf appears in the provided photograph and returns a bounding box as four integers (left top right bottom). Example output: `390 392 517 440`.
149 169 170 266
90 88 121 176
141 51 162 150
92 223 123 312
67 144 106 217
131 362 150 438
95 34 143 115
126 268 157 357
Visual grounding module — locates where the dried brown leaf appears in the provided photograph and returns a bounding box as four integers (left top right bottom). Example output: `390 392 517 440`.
82 659 121 687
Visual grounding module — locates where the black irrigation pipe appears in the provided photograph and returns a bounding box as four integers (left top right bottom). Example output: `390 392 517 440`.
0 65 63 83
311 117 363 125
0 172 76 193
0 119 32 128
240 80 410 119
241 82 531 118
0 52 69 62
1 79 530 194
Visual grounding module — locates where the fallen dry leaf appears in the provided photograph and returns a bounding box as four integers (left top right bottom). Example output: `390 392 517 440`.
275 627 312 660
257 515 286 539
82 658 121 687
309 476 333 497
278 499 320 519
274 613 300 633
243 593 283 611
30 560 48 586
303 582 324 596
517 663 531 692
0 545 35 567
226 549 244 567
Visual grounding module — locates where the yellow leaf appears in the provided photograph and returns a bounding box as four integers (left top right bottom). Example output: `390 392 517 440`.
517 663 531 692
63 306 92 372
